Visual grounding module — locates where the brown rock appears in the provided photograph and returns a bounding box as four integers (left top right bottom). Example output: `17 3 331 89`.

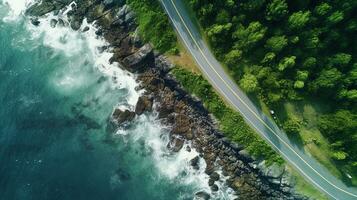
112 108 135 124
135 96 153 115
167 137 184 152
122 44 154 72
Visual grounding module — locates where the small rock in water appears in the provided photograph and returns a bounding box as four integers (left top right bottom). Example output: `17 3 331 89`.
57 18 65 27
190 156 200 170
50 19 58 28
210 184 219 192
210 172 220 181
194 191 210 200
112 108 135 124
167 137 184 152
135 96 153 115
82 26 90 32
30 18 40 26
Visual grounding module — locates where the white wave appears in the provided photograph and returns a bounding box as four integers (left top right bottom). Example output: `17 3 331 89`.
128 114 236 200
1 0 36 22
14 2 141 106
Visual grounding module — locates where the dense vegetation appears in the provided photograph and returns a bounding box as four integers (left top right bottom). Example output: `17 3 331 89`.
172 67 283 165
187 0 357 177
127 0 177 53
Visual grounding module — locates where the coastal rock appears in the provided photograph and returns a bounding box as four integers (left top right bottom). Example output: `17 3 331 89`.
82 26 90 32
210 172 220 181
26 1 57 16
135 96 153 115
190 156 200 170
167 137 184 152
50 19 58 28
112 108 135 124
122 44 154 72
238 149 253 162
194 191 210 200
210 184 219 192
30 18 40 26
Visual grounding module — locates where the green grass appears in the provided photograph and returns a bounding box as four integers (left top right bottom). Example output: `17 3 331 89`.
287 165 328 200
171 66 283 165
127 0 178 54
276 101 357 186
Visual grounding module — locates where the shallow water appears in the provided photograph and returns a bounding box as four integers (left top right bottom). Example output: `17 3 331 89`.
0 1 235 200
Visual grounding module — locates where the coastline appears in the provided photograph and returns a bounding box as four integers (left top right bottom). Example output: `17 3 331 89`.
25 1 309 199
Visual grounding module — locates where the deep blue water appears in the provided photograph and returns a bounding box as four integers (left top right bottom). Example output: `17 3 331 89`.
0 2 214 200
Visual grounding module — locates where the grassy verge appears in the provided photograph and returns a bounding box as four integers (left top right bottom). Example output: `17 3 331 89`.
277 101 357 185
127 0 178 54
171 67 283 165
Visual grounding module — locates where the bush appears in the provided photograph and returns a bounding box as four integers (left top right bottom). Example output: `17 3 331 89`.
127 0 177 53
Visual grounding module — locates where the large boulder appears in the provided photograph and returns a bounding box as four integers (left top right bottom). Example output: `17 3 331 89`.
167 137 184 152
190 156 200 170
122 44 154 72
135 96 153 115
171 114 191 135
112 108 135 124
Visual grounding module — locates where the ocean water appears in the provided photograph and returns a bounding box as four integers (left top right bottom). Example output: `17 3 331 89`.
0 1 235 200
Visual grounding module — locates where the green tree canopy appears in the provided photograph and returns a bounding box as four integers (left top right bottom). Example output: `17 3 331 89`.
311 68 343 91
239 73 259 93
315 2 331 16
233 22 267 50
266 0 288 21
288 11 311 30
278 56 296 71
265 35 288 52
225 49 243 67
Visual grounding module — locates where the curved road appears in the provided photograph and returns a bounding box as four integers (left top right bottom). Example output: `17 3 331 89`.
160 0 357 199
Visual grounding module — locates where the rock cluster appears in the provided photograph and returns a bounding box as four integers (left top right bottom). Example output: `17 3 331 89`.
26 1 308 199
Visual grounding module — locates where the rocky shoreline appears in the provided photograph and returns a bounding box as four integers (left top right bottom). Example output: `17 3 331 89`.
26 1 308 199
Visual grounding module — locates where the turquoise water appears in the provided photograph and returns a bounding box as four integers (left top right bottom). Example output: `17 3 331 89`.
0 2 229 200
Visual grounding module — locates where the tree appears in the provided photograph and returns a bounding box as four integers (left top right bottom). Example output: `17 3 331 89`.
261 52 276 64
265 35 288 52
216 9 230 24
338 89 357 102
278 56 296 71
288 11 311 30
207 23 232 44
233 22 267 50
266 0 288 21
329 53 352 68
225 49 243 67
332 151 348 160
241 0 266 11
294 80 305 89
327 11 344 25
315 2 331 16
296 70 309 81
283 116 302 135
311 68 342 91
303 57 317 68
239 73 259 93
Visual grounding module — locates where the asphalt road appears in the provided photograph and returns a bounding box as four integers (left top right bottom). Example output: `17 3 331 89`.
160 0 357 199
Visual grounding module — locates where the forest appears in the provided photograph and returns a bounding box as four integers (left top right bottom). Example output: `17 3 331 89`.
187 0 357 181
